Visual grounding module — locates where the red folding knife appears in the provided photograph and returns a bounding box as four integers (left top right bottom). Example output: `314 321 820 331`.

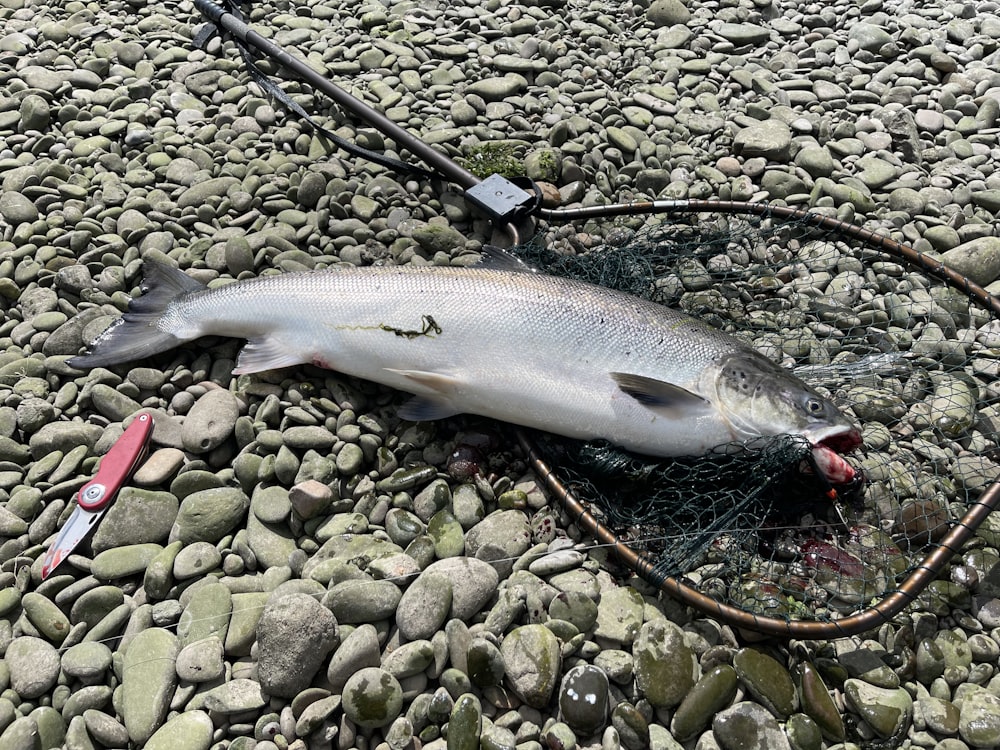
41 412 154 579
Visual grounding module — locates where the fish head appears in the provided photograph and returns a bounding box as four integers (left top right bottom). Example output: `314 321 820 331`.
710 352 862 479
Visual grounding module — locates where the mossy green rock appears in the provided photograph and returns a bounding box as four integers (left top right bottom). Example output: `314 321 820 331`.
169 486 249 544
733 648 797 718
499 624 561 709
633 619 697 708
121 628 179 744
143 710 213 750
671 664 738 741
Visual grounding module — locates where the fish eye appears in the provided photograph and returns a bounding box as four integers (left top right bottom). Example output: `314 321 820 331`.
805 397 826 415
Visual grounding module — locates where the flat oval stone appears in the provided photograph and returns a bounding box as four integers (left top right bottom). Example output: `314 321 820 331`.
82 709 129 748
181 389 240 453
61 641 113 682
593 586 644 645
91 488 178 553
20 592 71 644
733 648 797 718
143 710 213 750
671 664 738 742
178 582 232 647
324 579 402 624
420 558 499 621
7 636 61 699
799 661 845 742
170 487 249 544
121 628 179 744
395 570 453 641
381 639 435 679
327 624 382 691
172 541 222 579
843 679 913 739
90 544 163 580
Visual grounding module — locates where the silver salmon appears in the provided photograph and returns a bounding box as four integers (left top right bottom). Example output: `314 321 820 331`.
69 253 861 478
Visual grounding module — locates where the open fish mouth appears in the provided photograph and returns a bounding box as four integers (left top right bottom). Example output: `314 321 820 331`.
805 425 863 485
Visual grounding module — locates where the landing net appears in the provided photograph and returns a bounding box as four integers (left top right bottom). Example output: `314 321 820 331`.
518 204 1000 636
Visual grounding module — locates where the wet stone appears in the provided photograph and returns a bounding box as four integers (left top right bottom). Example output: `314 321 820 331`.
958 686 1000 748
843 679 913 739
713 701 791 750
559 664 610 737
610 702 649 750
785 713 822 750
447 693 482 750
916 696 959 736
733 648 797 718
798 661 845 742
257 593 339 698
671 664 738 742
342 667 404 729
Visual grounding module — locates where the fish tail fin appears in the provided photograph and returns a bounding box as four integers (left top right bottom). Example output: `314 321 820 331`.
67 260 207 369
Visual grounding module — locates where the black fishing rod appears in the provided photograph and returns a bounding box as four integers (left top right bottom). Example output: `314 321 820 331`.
192 0 536 246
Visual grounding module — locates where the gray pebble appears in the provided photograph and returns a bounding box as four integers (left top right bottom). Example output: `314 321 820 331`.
120 628 179 744
7 636 61 699
182 389 240 453
327 623 381 691
257 593 339 698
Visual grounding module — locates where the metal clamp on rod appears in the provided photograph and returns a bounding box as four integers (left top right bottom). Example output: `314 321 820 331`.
464 174 536 224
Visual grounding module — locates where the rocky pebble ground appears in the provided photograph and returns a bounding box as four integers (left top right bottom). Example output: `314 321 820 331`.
3 0 1000 749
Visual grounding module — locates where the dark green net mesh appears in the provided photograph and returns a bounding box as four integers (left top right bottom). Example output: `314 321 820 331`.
517 209 1000 622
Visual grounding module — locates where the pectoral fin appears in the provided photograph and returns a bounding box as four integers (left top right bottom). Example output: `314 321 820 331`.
386 369 465 421
611 372 711 418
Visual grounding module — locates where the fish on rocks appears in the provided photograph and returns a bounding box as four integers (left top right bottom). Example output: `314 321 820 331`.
68 252 861 479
